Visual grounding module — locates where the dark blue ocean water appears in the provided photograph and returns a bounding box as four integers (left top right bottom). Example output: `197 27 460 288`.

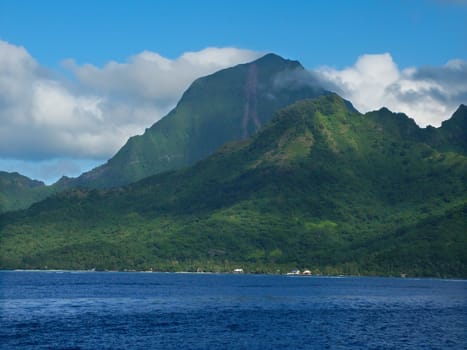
0 272 465 349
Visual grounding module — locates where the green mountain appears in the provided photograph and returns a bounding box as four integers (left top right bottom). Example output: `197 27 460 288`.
66 53 332 188
424 104 467 153
1 95 465 277
0 172 52 213
0 54 332 214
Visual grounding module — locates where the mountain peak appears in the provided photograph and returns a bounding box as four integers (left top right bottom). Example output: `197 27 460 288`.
66 52 330 188
370 106 419 132
440 103 466 130
0 171 47 213
429 103 467 153
452 103 467 119
251 53 303 70
0 171 44 187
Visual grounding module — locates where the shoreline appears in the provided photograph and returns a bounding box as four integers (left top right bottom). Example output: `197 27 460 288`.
2 269 466 281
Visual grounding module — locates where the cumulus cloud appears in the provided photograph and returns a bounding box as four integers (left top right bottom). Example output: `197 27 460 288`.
64 47 260 111
0 40 261 161
314 53 467 127
0 40 260 182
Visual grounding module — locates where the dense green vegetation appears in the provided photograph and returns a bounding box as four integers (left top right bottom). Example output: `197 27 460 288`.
1 95 465 277
0 172 54 213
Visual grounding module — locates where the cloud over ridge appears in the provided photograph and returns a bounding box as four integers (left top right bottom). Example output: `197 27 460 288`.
314 53 467 127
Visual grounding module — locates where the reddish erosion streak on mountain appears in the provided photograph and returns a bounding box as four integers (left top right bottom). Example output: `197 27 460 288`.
242 64 261 138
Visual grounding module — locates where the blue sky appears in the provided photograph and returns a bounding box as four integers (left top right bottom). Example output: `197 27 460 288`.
0 0 466 183
1 0 466 68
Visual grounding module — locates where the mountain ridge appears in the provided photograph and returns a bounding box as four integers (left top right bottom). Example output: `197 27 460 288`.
0 171 50 213
424 104 467 153
0 101 465 214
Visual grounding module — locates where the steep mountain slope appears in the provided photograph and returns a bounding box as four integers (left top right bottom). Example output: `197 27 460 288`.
424 104 467 153
1 95 465 276
67 53 331 188
0 54 332 213
0 172 52 213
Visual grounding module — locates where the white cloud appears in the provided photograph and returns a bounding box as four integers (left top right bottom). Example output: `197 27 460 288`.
0 40 260 182
64 47 261 110
0 40 261 163
315 53 467 127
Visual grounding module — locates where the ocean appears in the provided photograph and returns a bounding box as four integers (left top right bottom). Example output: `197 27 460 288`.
1 271 465 349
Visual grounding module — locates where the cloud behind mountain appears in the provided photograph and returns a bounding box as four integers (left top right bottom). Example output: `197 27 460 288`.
314 53 467 127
